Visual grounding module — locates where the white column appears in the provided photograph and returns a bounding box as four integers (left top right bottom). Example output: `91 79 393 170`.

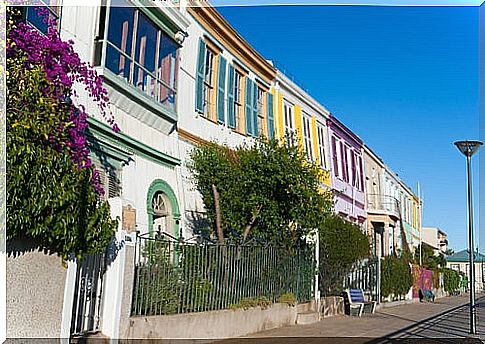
100 197 125 339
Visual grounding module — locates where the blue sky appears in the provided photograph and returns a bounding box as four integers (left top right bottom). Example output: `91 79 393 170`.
218 4 481 252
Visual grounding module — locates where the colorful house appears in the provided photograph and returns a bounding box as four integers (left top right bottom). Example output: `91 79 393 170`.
177 2 277 235
328 115 366 226
272 70 332 189
364 143 422 256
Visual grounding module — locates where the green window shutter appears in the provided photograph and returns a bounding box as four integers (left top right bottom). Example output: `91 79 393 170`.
217 56 227 124
245 78 253 135
195 39 206 113
267 92 274 140
252 82 259 137
227 64 236 128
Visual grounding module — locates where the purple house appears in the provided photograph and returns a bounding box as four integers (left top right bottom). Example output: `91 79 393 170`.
327 114 366 226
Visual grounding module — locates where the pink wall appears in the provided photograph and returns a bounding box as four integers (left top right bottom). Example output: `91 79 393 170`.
412 265 433 298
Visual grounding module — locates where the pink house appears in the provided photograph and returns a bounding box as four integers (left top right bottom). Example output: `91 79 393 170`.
327 114 366 226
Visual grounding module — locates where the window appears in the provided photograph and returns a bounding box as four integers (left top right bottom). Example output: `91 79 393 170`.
317 124 327 169
351 150 362 190
233 70 244 132
451 264 460 272
302 113 313 162
340 142 349 182
101 4 179 112
24 1 61 34
283 100 294 135
91 158 122 201
203 48 216 118
358 155 364 191
257 87 266 137
331 136 340 178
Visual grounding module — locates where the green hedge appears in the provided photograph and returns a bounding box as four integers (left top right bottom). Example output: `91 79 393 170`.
381 255 412 299
443 268 461 294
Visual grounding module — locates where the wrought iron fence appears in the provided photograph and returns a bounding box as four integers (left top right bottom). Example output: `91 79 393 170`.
131 233 314 316
319 257 379 301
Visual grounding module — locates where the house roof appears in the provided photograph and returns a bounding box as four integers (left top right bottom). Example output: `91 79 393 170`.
446 249 485 263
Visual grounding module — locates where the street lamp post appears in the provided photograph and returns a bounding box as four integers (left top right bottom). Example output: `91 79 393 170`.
454 140 483 335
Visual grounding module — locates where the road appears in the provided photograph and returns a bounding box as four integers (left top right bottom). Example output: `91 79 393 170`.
221 294 485 343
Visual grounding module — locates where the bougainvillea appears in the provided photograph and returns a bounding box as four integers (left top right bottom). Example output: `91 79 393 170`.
7 7 118 258
7 7 119 194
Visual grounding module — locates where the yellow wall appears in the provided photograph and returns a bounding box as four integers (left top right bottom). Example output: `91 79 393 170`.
294 105 303 149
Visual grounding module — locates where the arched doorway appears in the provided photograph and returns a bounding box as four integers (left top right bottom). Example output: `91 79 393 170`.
146 179 181 239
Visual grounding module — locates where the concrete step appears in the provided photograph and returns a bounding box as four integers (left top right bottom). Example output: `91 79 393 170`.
70 332 109 344
296 311 320 325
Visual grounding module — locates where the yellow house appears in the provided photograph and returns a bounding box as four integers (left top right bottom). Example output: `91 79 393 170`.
272 70 332 189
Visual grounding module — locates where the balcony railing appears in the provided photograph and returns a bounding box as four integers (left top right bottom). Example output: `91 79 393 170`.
366 194 400 217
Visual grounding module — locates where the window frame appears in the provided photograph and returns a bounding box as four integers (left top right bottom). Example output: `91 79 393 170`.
302 112 314 162
232 66 247 134
283 100 295 136
24 1 62 34
332 135 341 179
317 122 327 170
96 2 180 114
202 47 217 120
256 85 267 137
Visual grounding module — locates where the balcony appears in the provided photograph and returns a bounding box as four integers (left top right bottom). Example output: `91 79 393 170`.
366 194 400 218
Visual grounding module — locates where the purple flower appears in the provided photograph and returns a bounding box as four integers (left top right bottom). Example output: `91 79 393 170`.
8 11 121 195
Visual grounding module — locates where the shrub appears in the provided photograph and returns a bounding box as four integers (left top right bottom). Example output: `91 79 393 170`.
381 255 412 299
443 268 461 294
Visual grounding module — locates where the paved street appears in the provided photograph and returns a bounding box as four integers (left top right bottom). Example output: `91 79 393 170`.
221 294 485 343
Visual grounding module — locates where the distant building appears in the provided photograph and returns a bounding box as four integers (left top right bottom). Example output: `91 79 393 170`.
363 144 423 257
422 227 448 254
446 250 485 293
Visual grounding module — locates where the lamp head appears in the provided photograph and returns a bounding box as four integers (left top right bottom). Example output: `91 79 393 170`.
454 140 483 158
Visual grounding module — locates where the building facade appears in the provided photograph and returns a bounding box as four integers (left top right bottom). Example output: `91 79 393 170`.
328 115 366 226
177 3 277 237
422 227 448 254
447 250 485 293
9 1 431 340
363 144 423 257
273 71 332 188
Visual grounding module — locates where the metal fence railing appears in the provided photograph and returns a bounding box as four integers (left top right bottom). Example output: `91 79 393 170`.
131 233 314 316
319 257 379 301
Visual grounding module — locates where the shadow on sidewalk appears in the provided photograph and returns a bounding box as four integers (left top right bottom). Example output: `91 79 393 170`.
365 297 485 344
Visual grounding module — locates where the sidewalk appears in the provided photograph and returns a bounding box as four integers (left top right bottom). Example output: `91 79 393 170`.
221 294 475 342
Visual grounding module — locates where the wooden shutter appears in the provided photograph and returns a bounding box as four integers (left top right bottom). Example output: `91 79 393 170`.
227 64 236 128
217 55 227 124
266 92 274 140
195 38 206 113
245 78 253 135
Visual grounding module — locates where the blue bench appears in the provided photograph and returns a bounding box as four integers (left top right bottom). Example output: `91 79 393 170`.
343 289 377 316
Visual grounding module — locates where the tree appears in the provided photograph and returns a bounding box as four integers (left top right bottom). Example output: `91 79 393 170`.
414 243 446 270
7 8 118 259
189 136 333 247
318 215 370 272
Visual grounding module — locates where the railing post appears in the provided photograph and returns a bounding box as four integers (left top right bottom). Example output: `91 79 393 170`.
314 229 320 312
